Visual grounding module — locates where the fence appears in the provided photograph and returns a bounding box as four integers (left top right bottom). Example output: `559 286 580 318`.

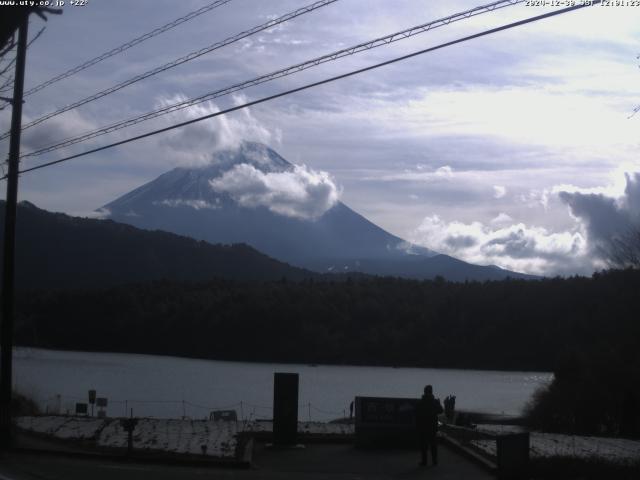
40 394 348 422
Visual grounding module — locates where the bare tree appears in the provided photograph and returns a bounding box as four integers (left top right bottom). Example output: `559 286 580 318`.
0 6 57 111
607 227 640 269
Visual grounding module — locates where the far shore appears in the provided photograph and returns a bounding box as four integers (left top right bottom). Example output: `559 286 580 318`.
14 345 554 375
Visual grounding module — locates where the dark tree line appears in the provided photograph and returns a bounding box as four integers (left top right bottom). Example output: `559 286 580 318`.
13 270 638 367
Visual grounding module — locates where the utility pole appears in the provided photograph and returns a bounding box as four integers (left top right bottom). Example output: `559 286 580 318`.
0 15 29 450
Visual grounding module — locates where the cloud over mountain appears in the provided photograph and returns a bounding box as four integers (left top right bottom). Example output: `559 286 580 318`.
209 162 340 220
157 94 279 166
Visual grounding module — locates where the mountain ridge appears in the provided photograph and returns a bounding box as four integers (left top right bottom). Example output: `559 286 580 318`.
0 200 317 290
104 142 536 281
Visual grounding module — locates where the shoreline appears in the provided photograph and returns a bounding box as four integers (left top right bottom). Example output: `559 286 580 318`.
14 345 554 376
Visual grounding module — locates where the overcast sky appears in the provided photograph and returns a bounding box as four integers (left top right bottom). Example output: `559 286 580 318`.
2 0 640 276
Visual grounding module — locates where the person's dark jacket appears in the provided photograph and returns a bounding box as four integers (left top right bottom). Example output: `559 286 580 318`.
416 394 443 437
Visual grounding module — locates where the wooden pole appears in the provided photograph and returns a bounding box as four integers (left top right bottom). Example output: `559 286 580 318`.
0 15 29 450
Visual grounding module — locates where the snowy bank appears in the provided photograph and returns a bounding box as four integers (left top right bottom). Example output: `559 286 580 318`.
15 416 354 458
16 416 239 459
471 425 640 465
16 415 106 440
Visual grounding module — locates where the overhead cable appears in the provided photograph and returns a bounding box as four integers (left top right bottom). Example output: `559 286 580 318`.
4 1 600 180
23 0 234 97
20 0 526 159
0 0 338 141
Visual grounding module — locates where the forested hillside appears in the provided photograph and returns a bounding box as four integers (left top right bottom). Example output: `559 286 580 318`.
15 269 639 372
0 201 315 289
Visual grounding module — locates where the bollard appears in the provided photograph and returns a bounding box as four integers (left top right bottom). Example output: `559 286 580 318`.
496 432 530 479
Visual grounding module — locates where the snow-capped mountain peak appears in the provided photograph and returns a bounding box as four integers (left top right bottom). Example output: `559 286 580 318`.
102 143 534 280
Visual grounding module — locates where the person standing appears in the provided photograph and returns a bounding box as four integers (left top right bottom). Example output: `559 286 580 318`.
416 385 444 466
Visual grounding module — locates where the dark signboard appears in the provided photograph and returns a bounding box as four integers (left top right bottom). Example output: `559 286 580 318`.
359 397 418 424
212 410 237 421
96 397 108 408
75 402 88 415
273 372 299 445
355 396 420 447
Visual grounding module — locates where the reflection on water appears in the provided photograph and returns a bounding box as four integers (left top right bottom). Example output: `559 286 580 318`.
14 347 552 421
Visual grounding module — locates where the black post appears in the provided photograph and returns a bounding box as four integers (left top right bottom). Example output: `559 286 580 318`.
127 427 134 456
0 16 29 450
120 409 138 457
273 372 299 446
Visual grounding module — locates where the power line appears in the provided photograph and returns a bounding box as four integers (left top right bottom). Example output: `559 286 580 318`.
22 0 234 98
20 0 526 159
0 0 338 141
4 1 600 180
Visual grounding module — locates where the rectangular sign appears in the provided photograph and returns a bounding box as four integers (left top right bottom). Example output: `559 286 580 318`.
357 396 419 425
212 410 237 421
355 396 420 447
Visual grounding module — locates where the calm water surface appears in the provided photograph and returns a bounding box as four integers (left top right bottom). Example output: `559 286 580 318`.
14 347 552 421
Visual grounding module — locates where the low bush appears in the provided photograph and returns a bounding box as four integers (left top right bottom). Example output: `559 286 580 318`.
12 391 40 416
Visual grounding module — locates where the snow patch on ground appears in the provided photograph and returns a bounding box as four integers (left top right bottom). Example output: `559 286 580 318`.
16 416 238 458
98 418 237 457
15 416 106 440
16 416 353 458
471 431 640 465
476 424 527 435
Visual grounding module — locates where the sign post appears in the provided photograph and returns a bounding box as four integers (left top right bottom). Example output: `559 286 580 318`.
96 397 108 418
88 389 96 417
120 410 138 457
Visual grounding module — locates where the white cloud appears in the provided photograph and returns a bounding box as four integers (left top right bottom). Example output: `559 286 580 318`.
435 166 454 178
491 212 513 225
153 199 220 210
370 165 454 182
410 215 592 276
493 185 507 199
156 94 280 166
80 207 111 219
548 162 640 201
394 87 639 149
408 170 640 275
209 163 340 220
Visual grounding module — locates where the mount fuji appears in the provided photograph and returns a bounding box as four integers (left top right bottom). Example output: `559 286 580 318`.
104 143 533 281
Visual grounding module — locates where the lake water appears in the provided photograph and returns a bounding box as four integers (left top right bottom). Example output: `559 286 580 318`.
14 347 552 421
